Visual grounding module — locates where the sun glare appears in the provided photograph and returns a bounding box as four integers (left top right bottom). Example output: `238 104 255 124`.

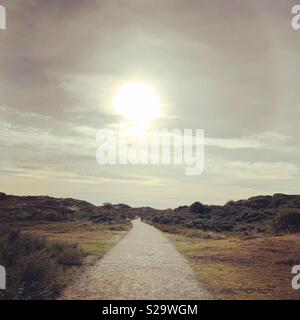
114 82 161 125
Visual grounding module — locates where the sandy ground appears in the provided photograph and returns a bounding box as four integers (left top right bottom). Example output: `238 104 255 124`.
62 219 211 300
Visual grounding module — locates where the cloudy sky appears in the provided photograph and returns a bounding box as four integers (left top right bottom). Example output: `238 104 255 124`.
0 0 299 208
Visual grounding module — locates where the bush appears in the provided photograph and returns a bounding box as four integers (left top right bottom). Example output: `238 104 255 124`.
245 196 272 209
183 220 195 228
144 194 300 235
0 228 85 300
273 210 300 232
103 202 113 209
50 242 84 266
190 202 205 214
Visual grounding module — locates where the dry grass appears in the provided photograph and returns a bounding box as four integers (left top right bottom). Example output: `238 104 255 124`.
0 221 131 299
155 224 300 300
152 223 226 239
22 221 131 264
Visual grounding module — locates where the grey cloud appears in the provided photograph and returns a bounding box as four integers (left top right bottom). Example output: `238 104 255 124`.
0 0 299 207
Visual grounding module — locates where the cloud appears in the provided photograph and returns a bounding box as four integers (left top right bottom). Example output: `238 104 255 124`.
0 0 300 207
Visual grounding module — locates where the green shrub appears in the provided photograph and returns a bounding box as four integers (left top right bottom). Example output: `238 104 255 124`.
49 242 84 266
0 228 85 300
190 202 205 213
273 209 300 232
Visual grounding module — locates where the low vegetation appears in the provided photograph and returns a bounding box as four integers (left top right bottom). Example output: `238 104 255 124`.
146 195 300 299
156 224 300 299
0 192 133 226
0 193 132 300
143 194 300 235
22 221 131 262
273 209 300 233
1 191 299 300
0 221 130 300
0 226 85 300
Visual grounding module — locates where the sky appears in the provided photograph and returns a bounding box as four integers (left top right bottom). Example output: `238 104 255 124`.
0 0 300 208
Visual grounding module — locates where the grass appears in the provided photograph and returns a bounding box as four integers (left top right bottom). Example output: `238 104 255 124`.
154 223 300 300
22 221 131 263
0 220 131 300
0 229 85 300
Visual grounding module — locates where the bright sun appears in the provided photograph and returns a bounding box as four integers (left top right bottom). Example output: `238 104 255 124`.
114 82 161 125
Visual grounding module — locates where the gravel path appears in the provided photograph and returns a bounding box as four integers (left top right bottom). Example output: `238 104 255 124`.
62 219 211 300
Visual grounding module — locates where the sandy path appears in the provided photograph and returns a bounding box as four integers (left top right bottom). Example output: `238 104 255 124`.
62 219 211 300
